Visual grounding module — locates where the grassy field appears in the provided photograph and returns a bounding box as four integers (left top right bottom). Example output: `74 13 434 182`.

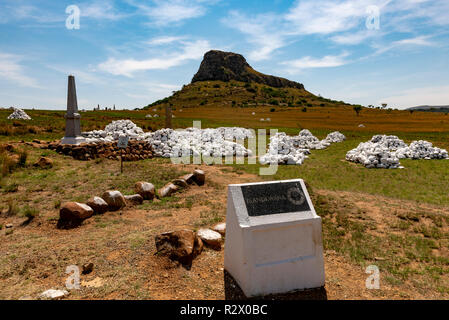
0 103 448 299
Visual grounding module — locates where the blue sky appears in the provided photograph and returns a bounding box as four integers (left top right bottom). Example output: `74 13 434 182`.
1 0 448 110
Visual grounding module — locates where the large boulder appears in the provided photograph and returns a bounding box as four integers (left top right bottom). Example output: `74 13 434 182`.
193 169 205 186
180 173 195 185
86 196 108 214
213 222 226 236
58 202 94 229
33 157 53 169
134 181 155 200
158 183 178 198
101 190 126 211
172 178 189 189
124 194 144 205
197 228 222 250
155 230 203 268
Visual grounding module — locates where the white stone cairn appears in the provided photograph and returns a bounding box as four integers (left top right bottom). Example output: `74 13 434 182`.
259 130 346 165
7 108 32 120
346 135 448 168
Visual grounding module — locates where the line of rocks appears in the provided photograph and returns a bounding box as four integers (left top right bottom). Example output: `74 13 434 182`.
46 140 154 161
57 169 206 229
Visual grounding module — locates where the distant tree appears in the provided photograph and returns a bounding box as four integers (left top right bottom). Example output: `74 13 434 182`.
409 110 414 114
381 103 387 109
353 105 362 116
270 108 276 112
302 107 307 112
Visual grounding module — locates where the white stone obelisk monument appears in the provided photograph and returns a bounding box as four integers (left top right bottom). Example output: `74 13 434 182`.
61 75 85 145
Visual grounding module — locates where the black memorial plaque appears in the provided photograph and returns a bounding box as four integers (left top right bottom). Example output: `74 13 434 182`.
240 181 311 217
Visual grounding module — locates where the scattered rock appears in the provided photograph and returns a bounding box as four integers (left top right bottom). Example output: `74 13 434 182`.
213 222 226 236
58 202 94 229
172 178 189 189
101 190 126 211
18 295 33 300
86 196 109 215
82 262 94 275
158 183 179 198
5 223 13 229
124 194 144 205
155 229 203 268
180 173 195 184
193 169 205 186
134 181 155 200
33 157 53 169
38 289 69 300
197 228 222 250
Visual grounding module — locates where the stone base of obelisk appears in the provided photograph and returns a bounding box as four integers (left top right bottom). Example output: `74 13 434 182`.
60 136 86 145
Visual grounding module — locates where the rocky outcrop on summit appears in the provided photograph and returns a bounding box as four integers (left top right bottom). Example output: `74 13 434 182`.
191 50 304 90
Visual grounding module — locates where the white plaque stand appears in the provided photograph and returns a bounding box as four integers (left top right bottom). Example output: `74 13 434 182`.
224 179 325 297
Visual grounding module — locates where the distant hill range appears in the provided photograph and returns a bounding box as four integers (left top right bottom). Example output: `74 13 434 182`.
143 50 352 110
407 105 449 113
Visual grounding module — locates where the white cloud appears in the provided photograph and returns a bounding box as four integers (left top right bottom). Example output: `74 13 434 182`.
372 35 436 55
285 0 374 35
98 40 211 76
221 11 286 61
81 1 127 20
0 52 40 88
380 85 449 109
126 0 212 26
147 36 186 46
282 52 350 70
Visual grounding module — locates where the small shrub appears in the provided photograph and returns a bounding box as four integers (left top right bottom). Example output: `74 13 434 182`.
4 183 18 193
269 99 279 106
21 205 39 220
54 200 61 209
6 199 19 216
1 154 16 177
302 107 307 112
270 108 276 112
18 148 28 167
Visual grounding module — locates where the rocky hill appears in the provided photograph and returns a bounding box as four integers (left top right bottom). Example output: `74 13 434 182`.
192 50 304 90
143 50 350 110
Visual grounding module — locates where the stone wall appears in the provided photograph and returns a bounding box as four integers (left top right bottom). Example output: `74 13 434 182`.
47 140 153 161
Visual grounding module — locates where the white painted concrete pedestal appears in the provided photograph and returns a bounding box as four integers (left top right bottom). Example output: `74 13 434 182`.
224 179 325 297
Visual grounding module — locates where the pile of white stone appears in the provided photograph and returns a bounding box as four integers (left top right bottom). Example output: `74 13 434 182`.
259 130 346 165
396 140 448 160
82 120 148 143
346 135 448 168
148 127 253 158
7 108 32 120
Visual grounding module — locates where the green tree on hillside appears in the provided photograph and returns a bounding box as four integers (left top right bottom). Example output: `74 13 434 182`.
353 106 362 116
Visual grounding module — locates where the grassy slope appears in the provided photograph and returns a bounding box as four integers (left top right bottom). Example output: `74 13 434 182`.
143 80 351 110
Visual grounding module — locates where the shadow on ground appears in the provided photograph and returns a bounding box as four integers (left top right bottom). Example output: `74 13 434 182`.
224 270 328 300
